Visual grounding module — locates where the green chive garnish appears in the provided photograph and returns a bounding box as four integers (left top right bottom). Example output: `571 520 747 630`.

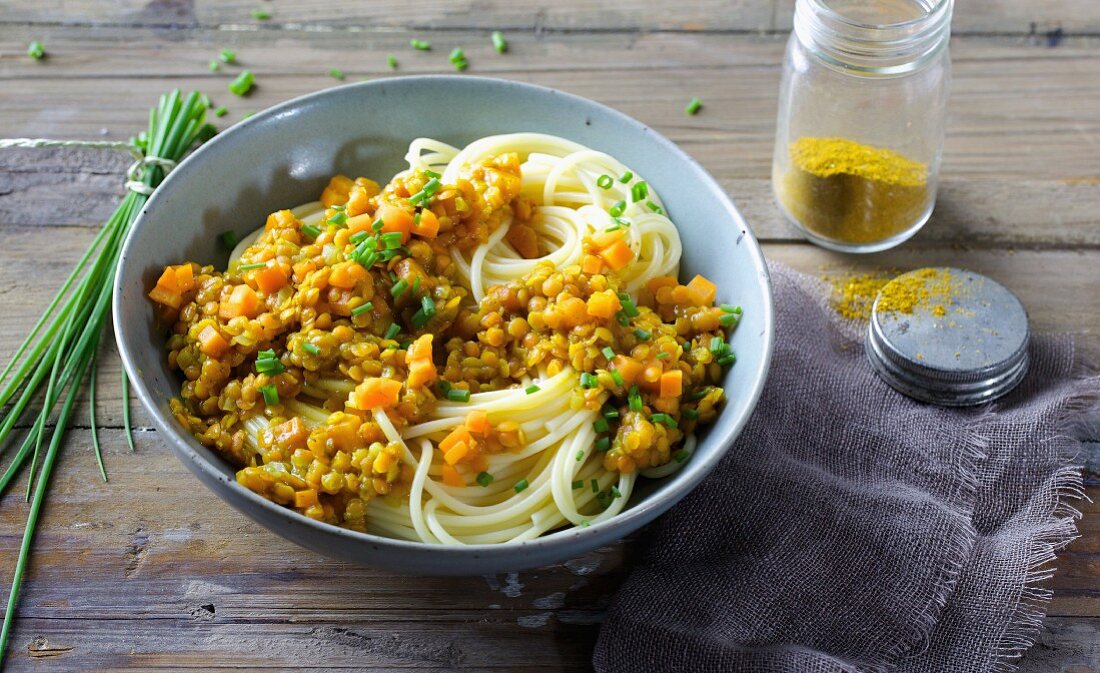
631 182 649 203
492 31 508 53
329 68 345 80
476 471 494 487
718 353 737 366
410 39 431 50
655 352 670 360
525 384 540 395
572 480 584 490
260 384 279 405
380 231 403 249
611 485 622 499
685 97 702 115
446 388 471 403
628 385 642 412
328 211 348 226
619 171 633 183
514 479 529 493
391 278 409 298
593 418 610 433
209 59 220 72
596 175 614 189
618 293 640 318
651 413 677 428
302 343 321 356
387 54 398 69
633 329 651 340
449 48 468 71
384 323 400 340
219 49 237 64
575 450 585 461
610 370 624 386
228 70 255 96
27 41 45 60
251 7 272 20
601 346 615 360
595 436 611 452
214 106 228 117
349 230 371 245
408 178 441 206
674 449 691 463
683 408 699 420
591 479 600 493
372 218 384 232
238 262 266 270
603 407 620 419
720 312 739 326
351 302 374 316
646 201 664 214
301 224 322 239
609 200 626 218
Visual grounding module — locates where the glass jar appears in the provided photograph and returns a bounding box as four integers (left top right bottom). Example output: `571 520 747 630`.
772 0 953 253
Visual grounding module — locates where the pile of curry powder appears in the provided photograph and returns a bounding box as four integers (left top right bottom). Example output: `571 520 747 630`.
830 268 958 321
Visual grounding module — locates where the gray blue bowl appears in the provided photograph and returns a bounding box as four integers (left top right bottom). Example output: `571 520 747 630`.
113 76 774 574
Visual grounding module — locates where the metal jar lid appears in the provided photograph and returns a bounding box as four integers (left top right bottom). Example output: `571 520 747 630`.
865 267 1030 407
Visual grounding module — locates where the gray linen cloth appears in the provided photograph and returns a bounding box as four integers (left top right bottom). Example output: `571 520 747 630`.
594 262 1093 673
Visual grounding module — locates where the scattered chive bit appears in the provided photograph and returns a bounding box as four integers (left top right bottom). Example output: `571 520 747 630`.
410 38 431 50
300 223 322 239
682 408 699 420
476 471 494 487
302 343 321 356
685 97 703 115
408 178 441 206
372 218 384 232
651 412 678 428
646 201 664 215
596 174 614 189
674 449 691 463
492 31 508 53
605 226 621 233
628 385 643 412
387 54 398 69
27 41 45 60
618 292 640 317
591 479 600 494
720 312 739 326
593 418 610 433
255 350 286 375
603 407 620 419
633 329 651 341
513 479 529 493
214 106 228 117
572 480 584 490
619 171 633 183
209 59 220 72
218 230 239 249
391 278 409 298
251 7 272 20
718 353 737 366
525 384 540 395
575 449 585 461
595 436 611 452
611 485 622 499
601 346 616 360
219 49 237 64
380 231 403 249
610 370 624 387
449 47 469 71
351 301 374 316
228 70 255 96
655 351 670 360
446 387 471 403
329 68 345 80
609 200 626 217
327 211 348 226
579 372 597 389
631 181 649 203
238 262 266 270
384 323 401 340
423 169 442 179
690 387 709 401
259 384 279 406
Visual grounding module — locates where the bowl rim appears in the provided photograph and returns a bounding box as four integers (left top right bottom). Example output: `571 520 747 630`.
113 74 775 559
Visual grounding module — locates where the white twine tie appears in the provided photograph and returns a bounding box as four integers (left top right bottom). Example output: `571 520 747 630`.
0 137 177 196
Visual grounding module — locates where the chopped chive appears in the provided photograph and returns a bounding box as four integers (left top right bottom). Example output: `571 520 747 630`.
674 449 691 463
633 329 651 340
327 211 348 226
446 388 471 403
612 217 631 228
372 218 385 232
329 68 345 80
476 471 494 487
655 352 670 360
615 312 630 327
580 520 590 528
209 59 220 72
572 480 584 490
257 348 277 360
391 278 409 298
709 336 728 354
689 387 709 401
651 413 678 429
349 230 371 245
575 449 585 461
646 201 664 215
596 175 614 189
514 479 529 493
238 262 266 270
410 39 431 50
438 380 452 394
619 171 633 183
610 485 622 499
380 231 403 249
685 97 702 115
631 182 649 203
610 370 624 386
605 225 621 233
720 304 740 313
602 407 620 419
593 418 610 433
411 277 421 296
384 323 400 340
449 47 468 71
423 169 442 179
595 436 611 452
525 384 540 395
718 353 737 366
228 70 255 96
609 200 626 218
218 230 239 249
579 372 597 389
302 343 321 356
408 177 441 206
601 346 615 360
492 31 508 53
260 384 280 405
251 7 272 20
420 295 435 315
628 385 643 412
591 479 600 493
219 49 237 64
618 293 640 318
255 357 285 376
214 106 228 117
387 54 398 69
27 41 45 60
301 224 322 239
682 408 699 420
720 312 739 326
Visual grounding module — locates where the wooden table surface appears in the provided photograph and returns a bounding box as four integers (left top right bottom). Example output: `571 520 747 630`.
1 1 1098 671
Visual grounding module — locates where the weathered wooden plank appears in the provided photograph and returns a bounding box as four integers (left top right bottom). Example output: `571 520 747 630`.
3 0 1100 35
1 30 1098 246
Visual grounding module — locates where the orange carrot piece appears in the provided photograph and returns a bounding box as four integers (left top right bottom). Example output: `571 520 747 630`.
599 239 634 271
219 284 260 320
294 489 319 508
197 325 230 358
590 230 623 251
441 464 465 487
659 370 683 398
266 209 297 230
407 360 437 388
348 377 403 410
685 274 717 306
173 264 195 293
378 203 413 243
581 254 604 275
155 267 180 293
252 264 288 294
412 209 440 238
586 290 622 319
444 440 470 466
320 175 354 207
148 286 182 309
346 187 372 217
346 213 376 234
407 334 434 363
440 425 473 454
646 276 678 294
465 409 490 435
505 223 539 259
328 261 368 289
612 355 645 385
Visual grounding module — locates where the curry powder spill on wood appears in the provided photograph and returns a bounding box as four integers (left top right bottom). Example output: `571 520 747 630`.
829 268 959 321
777 137 930 245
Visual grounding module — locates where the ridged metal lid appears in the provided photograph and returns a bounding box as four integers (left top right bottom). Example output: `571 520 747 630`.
865 267 1029 407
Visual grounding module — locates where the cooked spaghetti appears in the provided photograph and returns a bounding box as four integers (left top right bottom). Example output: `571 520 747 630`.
148 133 741 544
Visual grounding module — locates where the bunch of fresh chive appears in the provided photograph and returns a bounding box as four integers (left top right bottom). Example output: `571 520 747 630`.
0 90 212 664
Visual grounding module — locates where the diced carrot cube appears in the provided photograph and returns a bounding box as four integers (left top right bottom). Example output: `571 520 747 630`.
612 355 644 385
412 209 440 238
347 377 403 410
590 230 623 251
465 409 490 435
407 360 437 388
505 223 539 259
294 489 318 508
320 175 354 207
407 334 434 363
219 284 260 320
659 370 683 398
346 186 373 217
155 267 180 293
197 325 230 358
441 464 465 487
599 240 634 271
440 425 473 454
346 213 376 234
328 261 368 289
586 290 622 319
173 264 195 293
373 450 395 474
252 264 288 294
444 440 470 466
148 285 182 309
266 209 297 230
378 204 414 244
685 275 717 306
581 254 604 275
646 276 678 294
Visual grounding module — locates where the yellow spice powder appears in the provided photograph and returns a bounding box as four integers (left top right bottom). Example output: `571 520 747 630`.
829 267 958 321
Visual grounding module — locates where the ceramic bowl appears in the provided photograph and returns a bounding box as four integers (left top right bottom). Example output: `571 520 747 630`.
113 76 774 574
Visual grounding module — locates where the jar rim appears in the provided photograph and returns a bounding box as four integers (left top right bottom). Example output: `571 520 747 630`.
808 0 952 32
